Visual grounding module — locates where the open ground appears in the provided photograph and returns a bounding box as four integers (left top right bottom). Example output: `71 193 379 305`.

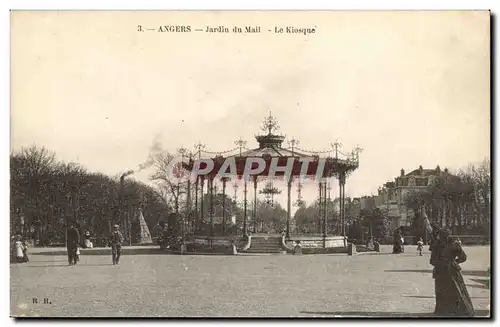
10 245 490 317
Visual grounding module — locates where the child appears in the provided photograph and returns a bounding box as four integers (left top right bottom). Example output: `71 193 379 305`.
22 239 30 262
417 237 424 256
14 235 24 263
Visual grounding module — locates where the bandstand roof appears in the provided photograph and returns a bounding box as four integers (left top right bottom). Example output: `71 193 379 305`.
229 144 311 159
185 112 361 179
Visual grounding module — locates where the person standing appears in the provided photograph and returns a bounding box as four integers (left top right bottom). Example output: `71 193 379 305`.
417 237 424 256
84 231 93 249
22 239 30 262
373 239 380 252
76 246 80 262
66 223 80 266
392 228 404 254
109 225 124 265
13 235 24 263
430 228 474 316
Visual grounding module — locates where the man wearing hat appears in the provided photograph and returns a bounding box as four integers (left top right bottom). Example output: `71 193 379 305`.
67 222 80 266
109 224 124 265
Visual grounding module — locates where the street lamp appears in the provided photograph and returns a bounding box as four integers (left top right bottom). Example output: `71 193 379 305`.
120 170 134 246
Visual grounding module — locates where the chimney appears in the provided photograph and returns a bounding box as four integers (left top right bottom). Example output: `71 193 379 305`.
436 165 441 173
444 167 448 173
419 165 423 175
401 168 405 176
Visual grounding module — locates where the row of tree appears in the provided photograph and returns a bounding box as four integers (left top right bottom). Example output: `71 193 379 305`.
10 146 172 245
404 160 491 238
293 198 392 242
10 145 288 243
291 160 491 242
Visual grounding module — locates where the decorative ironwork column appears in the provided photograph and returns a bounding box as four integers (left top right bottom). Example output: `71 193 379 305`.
323 180 327 239
200 177 205 233
253 176 258 233
194 176 199 233
318 181 323 234
286 179 292 238
222 178 227 236
339 172 346 236
194 141 205 234
209 177 214 237
186 177 191 236
243 180 248 236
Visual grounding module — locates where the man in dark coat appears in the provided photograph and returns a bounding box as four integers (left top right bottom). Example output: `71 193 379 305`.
67 223 80 266
109 224 124 265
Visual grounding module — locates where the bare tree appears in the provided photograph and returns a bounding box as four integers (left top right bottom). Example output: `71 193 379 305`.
149 150 189 214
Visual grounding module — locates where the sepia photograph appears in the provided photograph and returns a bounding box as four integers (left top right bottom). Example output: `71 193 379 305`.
9 10 491 318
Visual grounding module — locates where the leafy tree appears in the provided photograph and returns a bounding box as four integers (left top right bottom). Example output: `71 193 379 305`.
360 208 391 241
10 145 171 245
404 160 489 236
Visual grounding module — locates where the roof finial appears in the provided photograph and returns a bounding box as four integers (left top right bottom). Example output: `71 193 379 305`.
261 111 279 135
287 137 299 155
234 137 247 156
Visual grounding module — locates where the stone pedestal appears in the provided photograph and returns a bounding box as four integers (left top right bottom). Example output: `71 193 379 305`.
347 242 357 256
367 239 374 250
180 244 187 254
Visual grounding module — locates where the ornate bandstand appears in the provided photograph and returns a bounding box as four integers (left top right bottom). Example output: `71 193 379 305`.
181 112 361 253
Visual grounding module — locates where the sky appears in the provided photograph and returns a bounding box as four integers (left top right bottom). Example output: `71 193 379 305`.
11 11 490 209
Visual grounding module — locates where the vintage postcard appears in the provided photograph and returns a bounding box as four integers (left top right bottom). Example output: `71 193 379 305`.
10 10 490 318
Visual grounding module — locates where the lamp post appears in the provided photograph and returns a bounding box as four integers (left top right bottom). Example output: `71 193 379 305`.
120 170 134 246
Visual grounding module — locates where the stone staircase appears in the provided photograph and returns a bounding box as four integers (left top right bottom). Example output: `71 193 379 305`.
243 235 286 254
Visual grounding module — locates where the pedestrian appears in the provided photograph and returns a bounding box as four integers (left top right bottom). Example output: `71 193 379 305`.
84 231 93 249
22 239 30 262
109 225 124 265
66 223 80 266
417 237 424 256
13 235 24 263
430 228 474 316
392 229 404 254
76 246 80 262
366 236 374 250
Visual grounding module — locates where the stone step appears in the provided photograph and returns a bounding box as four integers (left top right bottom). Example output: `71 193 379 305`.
244 249 286 254
252 241 281 245
248 247 283 250
245 237 285 253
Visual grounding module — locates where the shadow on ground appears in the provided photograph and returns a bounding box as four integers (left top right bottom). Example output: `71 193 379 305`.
32 248 166 256
12 263 115 268
467 278 490 290
403 295 488 299
300 310 490 317
32 248 243 257
385 269 489 277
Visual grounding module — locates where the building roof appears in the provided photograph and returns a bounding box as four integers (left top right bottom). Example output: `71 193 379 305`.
227 146 313 159
406 169 439 177
403 165 453 178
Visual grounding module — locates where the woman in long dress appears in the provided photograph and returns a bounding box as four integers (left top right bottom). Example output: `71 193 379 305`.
430 228 474 316
392 228 404 254
14 235 24 263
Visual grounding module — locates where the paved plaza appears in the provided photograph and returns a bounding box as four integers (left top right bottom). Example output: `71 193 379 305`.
10 245 490 317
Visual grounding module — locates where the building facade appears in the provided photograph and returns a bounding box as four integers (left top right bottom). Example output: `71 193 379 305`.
361 165 455 228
